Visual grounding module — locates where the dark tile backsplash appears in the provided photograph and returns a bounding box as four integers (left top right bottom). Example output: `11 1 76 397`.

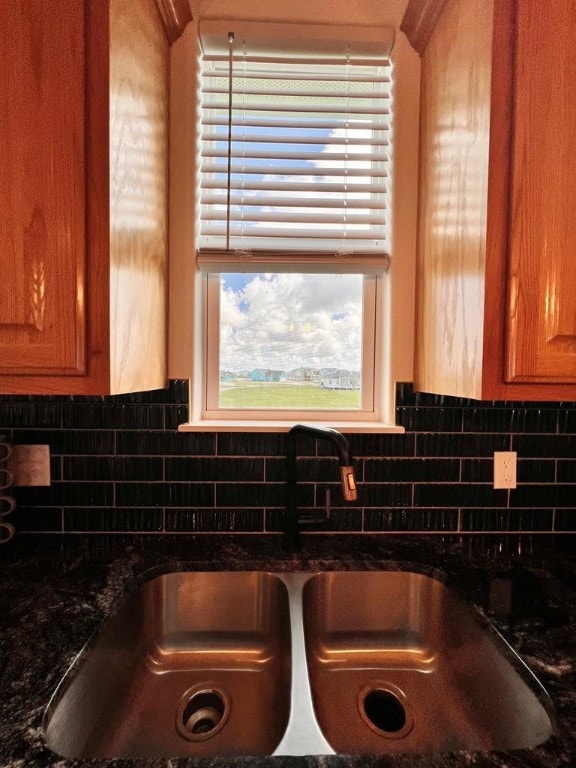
0 381 574 536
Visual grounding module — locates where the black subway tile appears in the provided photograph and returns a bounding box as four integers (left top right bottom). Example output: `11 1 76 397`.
557 460 576 482
462 407 558 433
0 403 63 430
17 430 116 456
396 407 463 432
166 508 264 532
14 482 114 507
360 483 413 507
364 458 459 483
116 430 215 456
115 482 214 508
510 485 576 508
555 509 576 531
49 456 62 483
364 508 458 532
417 433 509 458
412 391 474 407
64 507 163 532
12 507 63 532
63 404 164 430
461 509 553 532
460 459 492 483
462 408 513 433
513 434 576 458
395 382 415 407
518 460 556 483
265 457 287 483
217 432 285 456
415 484 508 508
164 404 190 430
63 456 164 482
216 482 295 508
348 433 415 458
166 457 264 482
558 408 576 433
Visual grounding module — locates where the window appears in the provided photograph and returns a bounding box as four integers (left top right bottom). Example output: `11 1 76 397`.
204 271 378 419
176 19 412 431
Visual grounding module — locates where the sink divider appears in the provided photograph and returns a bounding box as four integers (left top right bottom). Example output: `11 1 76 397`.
274 573 335 756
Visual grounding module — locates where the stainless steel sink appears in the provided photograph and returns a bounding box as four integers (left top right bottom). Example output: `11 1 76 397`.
44 572 291 758
302 571 554 754
44 570 553 759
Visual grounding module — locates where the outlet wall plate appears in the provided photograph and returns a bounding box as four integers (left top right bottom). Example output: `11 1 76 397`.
8 445 51 487
493 451 517 490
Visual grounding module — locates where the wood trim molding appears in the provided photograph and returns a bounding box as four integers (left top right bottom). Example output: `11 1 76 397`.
401 0 449 54
154 0 192 44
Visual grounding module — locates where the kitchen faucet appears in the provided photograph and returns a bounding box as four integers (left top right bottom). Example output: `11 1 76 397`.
283 423 357 552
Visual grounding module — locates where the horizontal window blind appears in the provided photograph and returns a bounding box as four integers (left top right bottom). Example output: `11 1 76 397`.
197 23 393 265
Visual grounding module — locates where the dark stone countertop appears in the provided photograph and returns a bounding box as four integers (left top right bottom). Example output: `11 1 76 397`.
1 533 576 768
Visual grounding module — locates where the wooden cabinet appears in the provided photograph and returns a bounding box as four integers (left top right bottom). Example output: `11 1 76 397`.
0 0 188 395
403 0 576 400
0 0 87 382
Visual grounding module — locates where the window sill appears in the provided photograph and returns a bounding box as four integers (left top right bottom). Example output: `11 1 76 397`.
178 419 405 433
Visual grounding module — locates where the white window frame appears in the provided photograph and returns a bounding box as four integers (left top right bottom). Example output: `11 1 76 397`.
202 271 381 423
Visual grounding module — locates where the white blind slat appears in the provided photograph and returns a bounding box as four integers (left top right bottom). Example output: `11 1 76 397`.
201 193 387 209
200 180 384 194
201 225 386 239
201 101 390 117
200 133 390 148
200 162 389 178
201 117 389 131
202 212 384 226
201 151 389 165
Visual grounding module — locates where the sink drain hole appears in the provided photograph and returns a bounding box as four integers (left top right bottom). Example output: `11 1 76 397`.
358 683 413 739
364 690 405 732
184 693 224 734
176 684 230 742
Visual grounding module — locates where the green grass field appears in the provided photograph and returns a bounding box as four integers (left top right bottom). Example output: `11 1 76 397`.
219 381 360 409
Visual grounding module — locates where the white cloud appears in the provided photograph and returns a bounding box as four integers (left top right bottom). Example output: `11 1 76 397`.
220 273 363 372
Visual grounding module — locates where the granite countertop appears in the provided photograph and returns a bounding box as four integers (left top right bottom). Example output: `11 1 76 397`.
1 533 575 768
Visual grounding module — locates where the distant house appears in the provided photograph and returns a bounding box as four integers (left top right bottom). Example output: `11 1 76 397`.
320 370 360 390
220 371 236 382
287 367 320 383
250 368 286 382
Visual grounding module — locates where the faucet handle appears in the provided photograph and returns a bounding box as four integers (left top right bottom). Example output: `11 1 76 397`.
340 466 357 502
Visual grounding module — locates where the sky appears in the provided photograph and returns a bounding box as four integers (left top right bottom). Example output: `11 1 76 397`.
219 273 363 373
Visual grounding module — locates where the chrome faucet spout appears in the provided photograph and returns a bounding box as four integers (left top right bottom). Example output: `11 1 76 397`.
283 424 357 552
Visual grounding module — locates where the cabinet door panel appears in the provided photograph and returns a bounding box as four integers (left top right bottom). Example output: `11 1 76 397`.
0 0 86 375
506 0 576 383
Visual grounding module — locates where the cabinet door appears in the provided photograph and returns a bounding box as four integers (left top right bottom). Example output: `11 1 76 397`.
506 0 576 383
0 0 86 376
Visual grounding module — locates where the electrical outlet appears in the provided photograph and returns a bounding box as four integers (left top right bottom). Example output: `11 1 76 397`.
8 445 51 486
493 451 517 489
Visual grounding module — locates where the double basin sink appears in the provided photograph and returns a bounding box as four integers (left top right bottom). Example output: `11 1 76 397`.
44 570 554 758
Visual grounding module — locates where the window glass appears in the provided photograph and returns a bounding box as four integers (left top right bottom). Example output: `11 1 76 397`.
216 273 364 410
